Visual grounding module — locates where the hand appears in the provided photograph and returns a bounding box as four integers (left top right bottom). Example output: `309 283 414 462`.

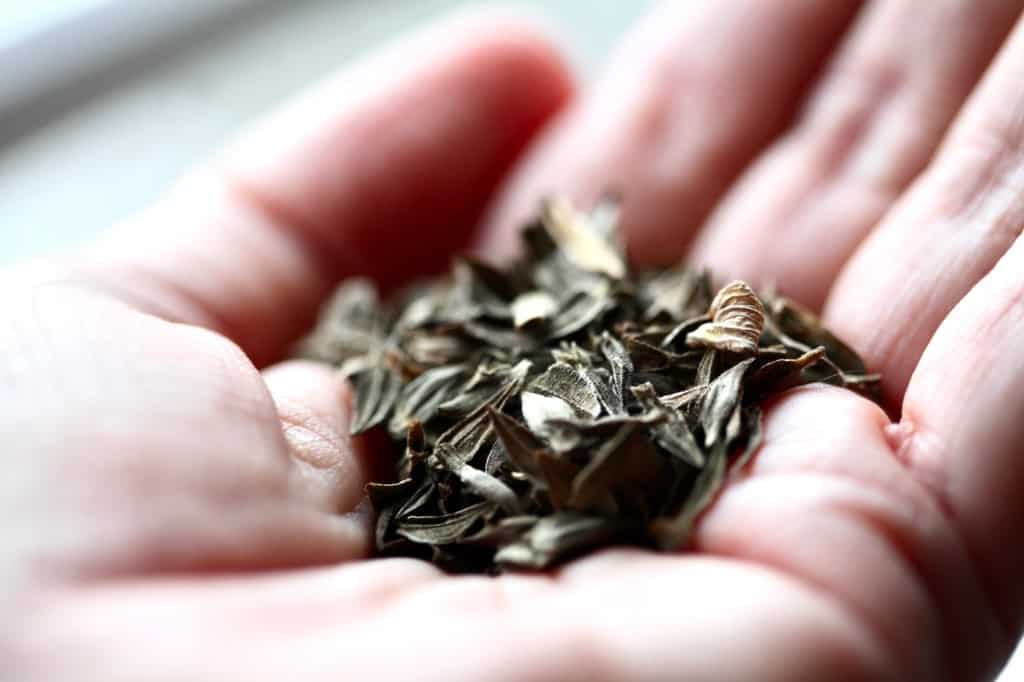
5 4 1024 680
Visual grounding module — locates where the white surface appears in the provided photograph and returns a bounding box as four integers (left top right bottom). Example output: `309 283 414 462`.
0 1 1021 678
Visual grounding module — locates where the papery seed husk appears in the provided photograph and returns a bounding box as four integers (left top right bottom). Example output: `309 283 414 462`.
310 195 880 575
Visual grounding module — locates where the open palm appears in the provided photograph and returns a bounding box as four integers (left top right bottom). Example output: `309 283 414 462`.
7 4 1024 681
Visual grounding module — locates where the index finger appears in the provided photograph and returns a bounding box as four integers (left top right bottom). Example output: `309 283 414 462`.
65 10 572 366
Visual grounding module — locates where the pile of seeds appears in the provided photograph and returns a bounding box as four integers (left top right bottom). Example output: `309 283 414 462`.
303 197 878 573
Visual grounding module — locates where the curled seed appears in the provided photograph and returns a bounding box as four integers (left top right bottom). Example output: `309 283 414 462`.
685 280 765 356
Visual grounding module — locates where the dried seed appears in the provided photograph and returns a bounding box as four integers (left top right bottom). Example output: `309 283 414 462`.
305 195 879 574
686 280 765 356
541 196 626 279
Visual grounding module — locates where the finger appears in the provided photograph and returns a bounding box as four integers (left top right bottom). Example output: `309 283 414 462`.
695 385 1010 680
825 13 1024 408
263 360 385 530
15 560 444 681
65 10 572 367
18 389 1011 681
1 289 363 582
689 0 1021 310
19 556 890 682
895 232 1024 653
478 0 863 264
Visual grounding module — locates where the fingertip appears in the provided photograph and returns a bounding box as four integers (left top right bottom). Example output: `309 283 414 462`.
85 9 577 369
262 359 396 516
220 6 577 292
763 383 891 433
441 6 577 106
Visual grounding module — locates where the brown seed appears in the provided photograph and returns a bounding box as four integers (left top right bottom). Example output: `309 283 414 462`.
306 196 878 574
685 280 765 356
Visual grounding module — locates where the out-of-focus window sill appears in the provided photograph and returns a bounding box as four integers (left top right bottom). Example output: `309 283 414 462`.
0 0 259 117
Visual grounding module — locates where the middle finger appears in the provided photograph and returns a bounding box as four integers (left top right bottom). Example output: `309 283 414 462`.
689 0 1020 310
478 0 863 263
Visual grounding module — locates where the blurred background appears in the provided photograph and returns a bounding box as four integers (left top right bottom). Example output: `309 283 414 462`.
0 1 1021 678
0 0 648 267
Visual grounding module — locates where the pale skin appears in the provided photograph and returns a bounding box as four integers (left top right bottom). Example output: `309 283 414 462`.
5 2 1024 679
